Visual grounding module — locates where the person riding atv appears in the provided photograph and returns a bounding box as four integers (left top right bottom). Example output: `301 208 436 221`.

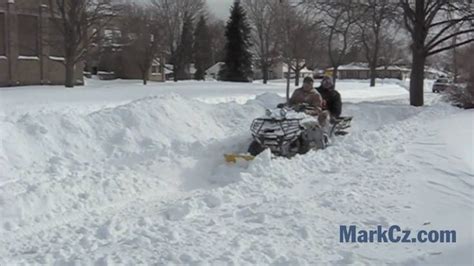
224 76 352 161
289 76 329 126
316 76 342 118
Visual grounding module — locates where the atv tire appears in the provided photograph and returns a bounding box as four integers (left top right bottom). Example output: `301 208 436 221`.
248 141 265 156
297 138 311 155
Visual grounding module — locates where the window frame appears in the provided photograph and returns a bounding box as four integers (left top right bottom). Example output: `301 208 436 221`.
17 14 39 57
48 18 65 57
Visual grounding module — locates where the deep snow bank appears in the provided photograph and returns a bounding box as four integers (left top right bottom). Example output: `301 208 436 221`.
1 94 261 174
1 90 472 265
0 94 265 233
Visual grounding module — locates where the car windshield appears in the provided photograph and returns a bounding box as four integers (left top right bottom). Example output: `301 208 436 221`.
436 78 449 83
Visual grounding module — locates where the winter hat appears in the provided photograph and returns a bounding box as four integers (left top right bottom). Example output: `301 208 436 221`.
303 76 314 84
321 76 334 89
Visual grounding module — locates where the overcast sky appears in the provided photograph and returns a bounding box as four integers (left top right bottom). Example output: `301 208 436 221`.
207 0 234 19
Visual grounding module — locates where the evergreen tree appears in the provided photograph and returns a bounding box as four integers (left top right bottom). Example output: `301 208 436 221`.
219 1 253 82
193 16 213 80
175 13 194 81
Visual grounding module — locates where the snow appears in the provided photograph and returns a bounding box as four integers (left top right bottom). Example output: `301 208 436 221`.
0 79 472 265
97 71 115 75
328 63 369 70
49 56 65 61
17 56 40 60
0 79 410 114
438 111 474 171
281 64 313 74
376 65 411 72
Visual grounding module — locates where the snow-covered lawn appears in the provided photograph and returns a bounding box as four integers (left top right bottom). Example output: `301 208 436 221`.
0 79 472 265
0 79 410 113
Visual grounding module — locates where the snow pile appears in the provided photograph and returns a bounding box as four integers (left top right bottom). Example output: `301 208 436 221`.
0 94 264 235
0 81 472 265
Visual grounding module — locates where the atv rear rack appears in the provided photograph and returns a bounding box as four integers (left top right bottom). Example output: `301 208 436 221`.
329 116 352 136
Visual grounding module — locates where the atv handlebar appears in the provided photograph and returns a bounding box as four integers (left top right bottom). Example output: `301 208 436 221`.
277 103 321 116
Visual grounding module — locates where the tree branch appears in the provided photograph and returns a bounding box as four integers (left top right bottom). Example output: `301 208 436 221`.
427 28 474 52
427 38 474 56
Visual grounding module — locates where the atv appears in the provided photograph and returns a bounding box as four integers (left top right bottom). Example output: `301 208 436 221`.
246 103 351 158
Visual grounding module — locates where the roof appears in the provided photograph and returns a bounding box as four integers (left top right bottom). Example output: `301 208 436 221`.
333 63 369 71
327 63 411 72
281 64 313 74
376 66 411 72
424 67 449 76
206 62 225 73
152 58 161 65
151 60 173 74
189 64 197 75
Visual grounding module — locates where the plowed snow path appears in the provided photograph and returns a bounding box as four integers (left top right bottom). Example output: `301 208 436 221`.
1 87 472 264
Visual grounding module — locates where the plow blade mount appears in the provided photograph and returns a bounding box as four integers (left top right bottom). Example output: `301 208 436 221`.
224 154 255 163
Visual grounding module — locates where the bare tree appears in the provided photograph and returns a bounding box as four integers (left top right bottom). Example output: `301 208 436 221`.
48 0 119 87
456 44 474 83
274 0 296 101
444 44 474 108
357 0 397 87
120 3 163 85
243 0 280 84
400 0 474 106
378 27 410 69
460 45 474 108
151 0 205 79
289 18 322 87
305 0 364 86
272 1 318 98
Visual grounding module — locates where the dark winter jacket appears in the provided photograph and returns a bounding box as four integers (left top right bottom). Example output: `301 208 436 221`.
316 86 342 118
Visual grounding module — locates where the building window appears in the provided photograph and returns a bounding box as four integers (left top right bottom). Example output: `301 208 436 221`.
49 18 65 57
18 15 38 56
0 13 5 56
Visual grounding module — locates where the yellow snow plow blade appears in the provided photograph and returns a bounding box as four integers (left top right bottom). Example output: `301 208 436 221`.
224 154 255 163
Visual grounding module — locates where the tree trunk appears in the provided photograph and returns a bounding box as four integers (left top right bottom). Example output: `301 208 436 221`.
369 63 376 87
410 50 426 106
408 0 427 107
295 68 300 87
142 71 148 85
286 65 291 104
452 44 458 83
173 64 178 82
262 63 268 84
332 66 338 87
65 62 75 88
370 35 380 87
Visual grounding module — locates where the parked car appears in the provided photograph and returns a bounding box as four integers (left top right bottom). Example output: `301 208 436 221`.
432 78 452 93
313 70 325 79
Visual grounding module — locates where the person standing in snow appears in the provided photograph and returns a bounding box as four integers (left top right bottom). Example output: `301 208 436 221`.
289 76 328 125
316 76 342 118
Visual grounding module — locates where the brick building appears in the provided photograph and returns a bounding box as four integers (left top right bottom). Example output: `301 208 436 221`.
0 0 83 87
84 23 166 82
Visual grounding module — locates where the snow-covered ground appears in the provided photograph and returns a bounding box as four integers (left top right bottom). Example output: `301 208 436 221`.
0 79 472 265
